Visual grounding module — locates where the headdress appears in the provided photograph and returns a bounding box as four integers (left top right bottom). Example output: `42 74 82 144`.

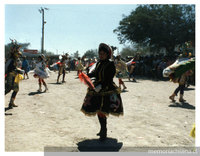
179 41 193 58
9 39 22 58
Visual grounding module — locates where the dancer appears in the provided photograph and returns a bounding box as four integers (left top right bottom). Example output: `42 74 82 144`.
115 55 128 91
169 69 193 102
66 57 71 73
76 57 84 76
163 52 194 102
22 56 30 79
126 58 137 82
34 55 49 92
80 43 123 141
57 55 66 83
5 40 24 109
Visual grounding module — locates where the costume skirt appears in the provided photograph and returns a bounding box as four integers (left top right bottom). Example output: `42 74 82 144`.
81 91 123 117
34 66 50 79
5 72 19 93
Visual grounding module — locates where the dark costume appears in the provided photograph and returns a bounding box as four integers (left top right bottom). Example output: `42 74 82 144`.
81 43 123 141
5 59 20 94
5 40 24 109
81 60 123 116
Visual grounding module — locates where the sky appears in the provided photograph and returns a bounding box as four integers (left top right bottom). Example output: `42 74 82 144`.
5 4 138 56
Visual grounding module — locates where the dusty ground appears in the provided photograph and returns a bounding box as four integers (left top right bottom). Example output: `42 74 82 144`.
5 71 195 152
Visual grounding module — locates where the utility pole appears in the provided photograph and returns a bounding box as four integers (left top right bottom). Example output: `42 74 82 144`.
117 47 119 56
39 7 49 54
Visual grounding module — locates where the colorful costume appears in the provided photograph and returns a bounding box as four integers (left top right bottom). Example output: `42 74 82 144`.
76 58 84 75
163 57 195 82
34 61 49 79
163 47 195 102
57 55 66 83
126 59 137 82
116 59 129 79
115 56 129 91
34 56 49 92
5 40 24 109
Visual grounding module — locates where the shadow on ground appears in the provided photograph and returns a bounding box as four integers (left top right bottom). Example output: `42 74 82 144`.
48 82 63 85
77 138 123 152
121 90 129 93
5 112 12 116
169 102 195 110
28 91 44 96
184 87 195 91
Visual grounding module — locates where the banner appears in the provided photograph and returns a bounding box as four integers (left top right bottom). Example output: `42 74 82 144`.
23 49 38 54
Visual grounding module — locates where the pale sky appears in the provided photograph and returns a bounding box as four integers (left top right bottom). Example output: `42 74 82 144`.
5 4 137 56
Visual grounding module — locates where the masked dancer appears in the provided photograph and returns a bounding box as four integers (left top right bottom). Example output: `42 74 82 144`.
5 40 24 109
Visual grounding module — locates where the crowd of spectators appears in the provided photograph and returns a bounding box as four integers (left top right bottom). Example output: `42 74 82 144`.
123 54 176 81
17 52 195 85
122 53 195 85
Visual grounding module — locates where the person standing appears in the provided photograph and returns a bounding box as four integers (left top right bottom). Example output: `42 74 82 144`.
22 56 30 79
126 58 137 82
57 55 66 83
76 57 84 76
81 43 124 141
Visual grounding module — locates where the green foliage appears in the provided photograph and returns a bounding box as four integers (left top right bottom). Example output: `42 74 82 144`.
83 49 98 58
120 46 136 58
73 51 80 58
114 4 195 54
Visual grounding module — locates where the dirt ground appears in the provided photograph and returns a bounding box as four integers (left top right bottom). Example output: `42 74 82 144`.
5 71 195 152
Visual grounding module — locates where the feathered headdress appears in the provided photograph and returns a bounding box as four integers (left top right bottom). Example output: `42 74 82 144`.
9 39 22 57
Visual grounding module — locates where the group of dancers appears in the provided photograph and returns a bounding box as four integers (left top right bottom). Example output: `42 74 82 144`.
5 40 195 141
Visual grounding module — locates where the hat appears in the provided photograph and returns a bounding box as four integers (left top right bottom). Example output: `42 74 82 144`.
98 43 112 59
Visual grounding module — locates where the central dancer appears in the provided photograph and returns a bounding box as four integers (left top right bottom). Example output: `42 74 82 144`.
81 43 124 141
